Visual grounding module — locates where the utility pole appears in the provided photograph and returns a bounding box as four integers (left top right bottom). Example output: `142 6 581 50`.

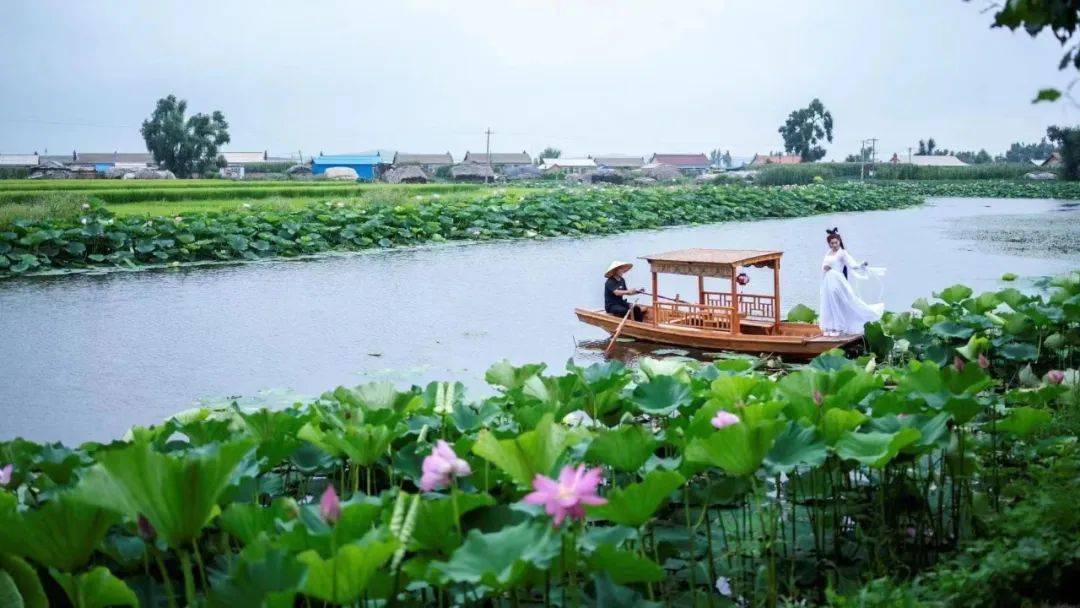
907 147 912 164
484 128 493 184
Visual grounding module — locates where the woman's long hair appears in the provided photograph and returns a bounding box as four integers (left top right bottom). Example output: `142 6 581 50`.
826 227 848 278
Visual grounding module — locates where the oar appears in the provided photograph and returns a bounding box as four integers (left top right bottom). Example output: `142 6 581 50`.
640 291 684 303
604 299 637 356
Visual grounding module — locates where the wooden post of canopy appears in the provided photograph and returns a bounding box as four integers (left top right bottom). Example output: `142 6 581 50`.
651 271 658 326
730 269 740 335
698 275 705 305
773 259 781 333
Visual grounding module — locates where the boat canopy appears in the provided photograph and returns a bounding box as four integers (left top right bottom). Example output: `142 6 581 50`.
641 248 782 279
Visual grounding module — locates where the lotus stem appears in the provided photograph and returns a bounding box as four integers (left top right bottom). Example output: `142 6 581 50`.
153 552 177 608
178 548 196 608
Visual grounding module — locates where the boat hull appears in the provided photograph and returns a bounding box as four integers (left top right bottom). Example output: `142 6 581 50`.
575 308 859 357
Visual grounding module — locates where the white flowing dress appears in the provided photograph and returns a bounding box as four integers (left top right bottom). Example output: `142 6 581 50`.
819 248 884 335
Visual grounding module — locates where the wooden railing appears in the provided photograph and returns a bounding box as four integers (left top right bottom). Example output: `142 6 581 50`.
653 301 734 331
703 292 776 322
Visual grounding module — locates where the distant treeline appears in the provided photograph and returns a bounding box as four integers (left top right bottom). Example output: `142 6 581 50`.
749 162 1045 186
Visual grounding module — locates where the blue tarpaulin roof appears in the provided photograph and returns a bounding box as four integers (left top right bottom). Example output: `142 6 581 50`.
313 154 380 165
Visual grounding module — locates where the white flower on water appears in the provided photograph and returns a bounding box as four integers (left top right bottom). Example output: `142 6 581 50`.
243 203 252 209
80 218 88 225
562 410 597 428
81 203 91 210
173 216 183 223
715 576 732 596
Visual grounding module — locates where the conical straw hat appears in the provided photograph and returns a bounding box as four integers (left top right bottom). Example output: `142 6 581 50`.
604 260 633 278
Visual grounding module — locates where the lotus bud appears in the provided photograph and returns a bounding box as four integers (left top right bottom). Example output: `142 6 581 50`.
417 424 429 445
813 390 824 406
710 410 740 429
137 514 157 541
281 497 300 520
978 353 990 369
1047 370 1065 385
954 356 965 372
320 485 341 524
0 463 13 486
864 356 877 373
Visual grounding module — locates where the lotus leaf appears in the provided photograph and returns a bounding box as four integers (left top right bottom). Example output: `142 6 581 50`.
73 439 254 548
471 414 581 487
430 521 560 590
50 567 137 608
685 418 785 476
588 470 685 527
765 422 827 474
296 538 397 604
586 543 664 584
0 492 117 572
585 424 659 472
630 375 692 415
834 428 921 468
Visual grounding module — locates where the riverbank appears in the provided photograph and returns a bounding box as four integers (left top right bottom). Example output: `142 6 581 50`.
1 182 926 277
0 271 1075 606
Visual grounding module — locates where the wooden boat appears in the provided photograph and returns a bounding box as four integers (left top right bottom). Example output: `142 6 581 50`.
576 248 860 358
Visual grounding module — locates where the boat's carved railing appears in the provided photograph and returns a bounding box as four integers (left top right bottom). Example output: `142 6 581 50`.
704 292 775 322
653 301 734 331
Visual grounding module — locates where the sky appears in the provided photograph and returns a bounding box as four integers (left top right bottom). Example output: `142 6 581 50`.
1 0 1078 161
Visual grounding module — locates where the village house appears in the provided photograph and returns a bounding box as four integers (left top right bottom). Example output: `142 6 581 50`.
747 154 802 167
461 151 532 172
648 153 711 174
44 151 155 172
593 155 645 170
311 153 381 180
0 153 40 167
539 157 596 174
221 151 269 166
393 152 454 174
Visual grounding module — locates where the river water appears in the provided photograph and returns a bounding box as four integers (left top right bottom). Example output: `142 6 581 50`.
2 197 1078 444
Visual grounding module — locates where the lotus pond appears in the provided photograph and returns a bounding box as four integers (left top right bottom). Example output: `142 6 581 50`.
0 263 1077 607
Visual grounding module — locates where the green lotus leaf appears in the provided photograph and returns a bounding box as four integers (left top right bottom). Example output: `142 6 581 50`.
586 543 664 584
430 521 560 590
930 321 975 340
208 544 306 608
410 492 495 552
485 360 547 390
630 375 692 415
935 284 973 304
218 498 298 545
50 567 137 608
0 554 46 608
234 407 306 466
585 425 659 472
765 422 827 475
472 414 580 487
590 572 662 608
821 408 869 444
298 423 396 466
786 303 817 323
587 470 685 527
1000 343 1038 361
0 492 117 572
296 538 397 604
685 418 785 477
637 357 690 381
73 439 254 548
956 335 990 361
834 428 921 468
995 406 1052 437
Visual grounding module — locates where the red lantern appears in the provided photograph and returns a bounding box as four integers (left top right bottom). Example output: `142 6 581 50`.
736 272 750 286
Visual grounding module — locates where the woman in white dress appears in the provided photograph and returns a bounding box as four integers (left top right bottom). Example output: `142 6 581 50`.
819 228 884 336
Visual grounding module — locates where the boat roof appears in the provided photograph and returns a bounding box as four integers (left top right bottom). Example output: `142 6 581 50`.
643 248 782 267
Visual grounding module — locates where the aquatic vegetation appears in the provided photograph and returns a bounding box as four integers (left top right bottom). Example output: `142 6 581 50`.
0 272 1076 605
2 182 926 276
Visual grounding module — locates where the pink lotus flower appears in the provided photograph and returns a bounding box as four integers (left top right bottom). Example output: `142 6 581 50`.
523 464 607 526
711 410 740 429
954 356 966 372
0 464 12 486
1047 370 1065 385
813 390 824 406
320 485 341 524
419 440 472 492
978 353 990 369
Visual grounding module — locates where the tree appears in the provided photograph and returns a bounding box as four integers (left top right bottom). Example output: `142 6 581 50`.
140 95 230 178
539 147 561 160
778 99 833 161
917 140 927 155
978 0 1080 102
1004 138 1057 162
709 148 723 167
927 138 937 155
1047 125 1080 179
722 150 732 168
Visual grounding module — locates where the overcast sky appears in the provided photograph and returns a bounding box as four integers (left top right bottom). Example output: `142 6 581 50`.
2 0 1078 161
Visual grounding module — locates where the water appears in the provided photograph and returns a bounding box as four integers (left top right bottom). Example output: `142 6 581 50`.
2 197 1078 444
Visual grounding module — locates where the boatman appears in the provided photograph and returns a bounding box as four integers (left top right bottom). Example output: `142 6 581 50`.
604 260 645 322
